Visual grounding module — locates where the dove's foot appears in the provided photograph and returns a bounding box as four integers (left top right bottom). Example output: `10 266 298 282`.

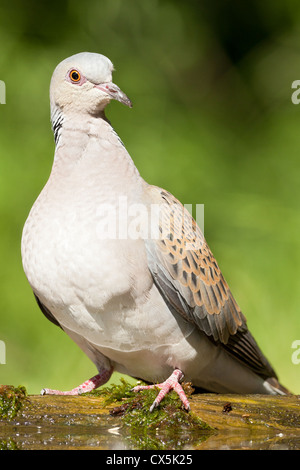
41 367 113 396
132 368 190 412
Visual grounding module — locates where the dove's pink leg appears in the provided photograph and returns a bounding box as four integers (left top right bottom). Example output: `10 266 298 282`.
132 369 190 412
41 367 113 396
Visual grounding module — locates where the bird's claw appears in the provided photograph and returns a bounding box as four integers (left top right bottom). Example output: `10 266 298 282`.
132 369 190 412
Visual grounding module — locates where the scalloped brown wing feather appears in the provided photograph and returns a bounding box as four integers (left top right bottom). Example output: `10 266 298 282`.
144 186 278 380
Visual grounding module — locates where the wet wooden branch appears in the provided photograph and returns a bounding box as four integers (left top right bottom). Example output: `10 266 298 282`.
0 389 299 450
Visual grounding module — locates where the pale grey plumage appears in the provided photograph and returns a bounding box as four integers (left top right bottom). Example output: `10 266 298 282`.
21 52 289 405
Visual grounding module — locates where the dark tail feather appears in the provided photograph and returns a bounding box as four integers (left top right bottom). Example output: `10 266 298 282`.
265 377 292 395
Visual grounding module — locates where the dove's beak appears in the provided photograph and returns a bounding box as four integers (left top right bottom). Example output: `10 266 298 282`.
95 82 132 108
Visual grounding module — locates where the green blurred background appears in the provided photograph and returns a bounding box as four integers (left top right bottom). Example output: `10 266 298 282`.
0 0 299 394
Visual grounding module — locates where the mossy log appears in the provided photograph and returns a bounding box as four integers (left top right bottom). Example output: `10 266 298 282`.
0 383 299 450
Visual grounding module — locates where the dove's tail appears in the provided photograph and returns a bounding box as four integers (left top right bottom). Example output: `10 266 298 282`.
263 377 291 395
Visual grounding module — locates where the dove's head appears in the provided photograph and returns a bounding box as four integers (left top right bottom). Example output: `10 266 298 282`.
50 52 132 118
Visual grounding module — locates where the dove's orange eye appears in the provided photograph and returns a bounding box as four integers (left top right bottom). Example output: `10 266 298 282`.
69 69 81 82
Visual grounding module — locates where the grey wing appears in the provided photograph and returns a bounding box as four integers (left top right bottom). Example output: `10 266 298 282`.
145 186 277 380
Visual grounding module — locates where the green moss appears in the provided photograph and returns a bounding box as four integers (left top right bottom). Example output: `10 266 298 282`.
0 438 19 450
85 378 214 450
87 377 135 404
0 385 28 420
